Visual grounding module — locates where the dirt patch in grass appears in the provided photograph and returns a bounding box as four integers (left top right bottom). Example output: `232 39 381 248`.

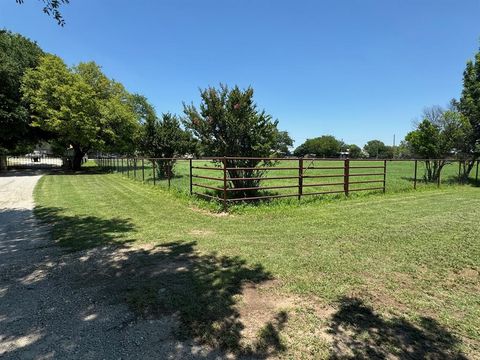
188 206 230 217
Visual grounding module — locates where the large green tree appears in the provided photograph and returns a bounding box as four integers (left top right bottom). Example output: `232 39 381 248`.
183 84 280 196
0 30 44 154
293 135 341 157
363 140 390 159
22 54 140 169
458 48 480 176
406 111 470 181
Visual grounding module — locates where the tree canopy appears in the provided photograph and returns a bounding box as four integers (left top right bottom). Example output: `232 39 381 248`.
293 135 342 157
0 30 44 153
22 54 141 169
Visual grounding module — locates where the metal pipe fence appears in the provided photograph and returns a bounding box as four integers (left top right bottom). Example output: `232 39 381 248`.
95 157 480 209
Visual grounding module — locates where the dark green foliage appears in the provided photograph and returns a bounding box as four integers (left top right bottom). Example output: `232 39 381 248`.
346 144 362 158
405 111 470 181
363 140 391 159
458 48 480 176
183 84 281 196
293 135 341 157
0 30 44 153
272 130 294 156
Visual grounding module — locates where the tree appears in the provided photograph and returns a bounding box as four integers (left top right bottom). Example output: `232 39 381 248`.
16 0 70 26
458 48 480 177
347 144 362 158
0 30 44 154
22 55 140 170
405 111 470 181
272 130 294 156
183 84 279 196
141 111 197 178
363 140 388 158
293 135 341 157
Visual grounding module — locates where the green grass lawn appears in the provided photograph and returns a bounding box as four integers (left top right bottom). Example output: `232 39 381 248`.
34 171 480 358
104 158 477 202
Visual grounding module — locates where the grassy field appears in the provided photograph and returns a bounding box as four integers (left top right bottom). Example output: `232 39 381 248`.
102 158 478 202
34 170 480 358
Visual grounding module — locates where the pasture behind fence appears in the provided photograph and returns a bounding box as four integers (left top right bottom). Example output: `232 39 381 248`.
95 156 480 208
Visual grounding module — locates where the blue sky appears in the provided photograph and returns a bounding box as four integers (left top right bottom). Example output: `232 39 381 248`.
1 0 479 147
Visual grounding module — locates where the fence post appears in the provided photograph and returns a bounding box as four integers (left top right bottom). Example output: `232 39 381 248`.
134 158 137 179
413 160 418 190
458 161 462 183
127 158 130 178
223 157 228 211
168 160 171 189
121 158 124 175
437 166 441 188
344 158 350 196
153 160 156 186
383 160 387 193
189 158 193 195
298 158 303 200
476 160 479 183
142 158 145 182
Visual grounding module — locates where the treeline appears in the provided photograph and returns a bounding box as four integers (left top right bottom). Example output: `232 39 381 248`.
2 29 480 183
0 30 293 170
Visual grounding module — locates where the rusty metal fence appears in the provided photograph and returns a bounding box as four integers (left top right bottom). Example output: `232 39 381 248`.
95 157 479 209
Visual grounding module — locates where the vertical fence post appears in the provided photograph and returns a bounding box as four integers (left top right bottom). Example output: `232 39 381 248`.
189 158 193 195
152 160 156 186
298 158 303 200
383 160 387 193
142 158 145 182
168 160 171 189
344 158 350 196
127 158 130 178
133 158 136 179
476 160 479 184
458 160 462 183
437 166 441 188
413 160 418 190
223 157 228 211
121 158 124 175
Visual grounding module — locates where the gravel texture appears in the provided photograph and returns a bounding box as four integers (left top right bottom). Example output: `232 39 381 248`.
0 171 231 359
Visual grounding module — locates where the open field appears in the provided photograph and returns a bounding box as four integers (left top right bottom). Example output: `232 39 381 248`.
33 171 480 358
102 158 478 202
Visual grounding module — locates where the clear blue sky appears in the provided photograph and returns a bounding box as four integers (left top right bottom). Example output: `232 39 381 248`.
1 0 479 147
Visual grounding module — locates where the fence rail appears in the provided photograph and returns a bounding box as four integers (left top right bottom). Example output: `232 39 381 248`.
94 156 480 209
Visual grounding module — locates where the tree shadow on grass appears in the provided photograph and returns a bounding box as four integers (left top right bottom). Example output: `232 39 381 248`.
117 241 284 357
327 297 467 359
3 206 285 359
34 206 136 251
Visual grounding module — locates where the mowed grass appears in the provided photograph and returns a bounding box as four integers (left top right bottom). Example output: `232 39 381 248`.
107 158 477 201
34 172 480 358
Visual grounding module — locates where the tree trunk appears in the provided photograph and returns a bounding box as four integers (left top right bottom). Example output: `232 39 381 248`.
72 146 85 171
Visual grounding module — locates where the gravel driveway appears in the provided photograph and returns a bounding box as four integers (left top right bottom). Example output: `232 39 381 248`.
0 171 228 359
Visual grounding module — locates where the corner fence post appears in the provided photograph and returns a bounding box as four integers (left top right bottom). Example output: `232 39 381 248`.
121 158 124 175
153 159 156 186
383 159 387 193
189 158 193 195
142 158 145 182
298 158 303 200
223 157 227 211
344 158 350 196
413 160 418 190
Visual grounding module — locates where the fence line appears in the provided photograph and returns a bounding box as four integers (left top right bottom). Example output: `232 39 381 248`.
95 157 480 209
